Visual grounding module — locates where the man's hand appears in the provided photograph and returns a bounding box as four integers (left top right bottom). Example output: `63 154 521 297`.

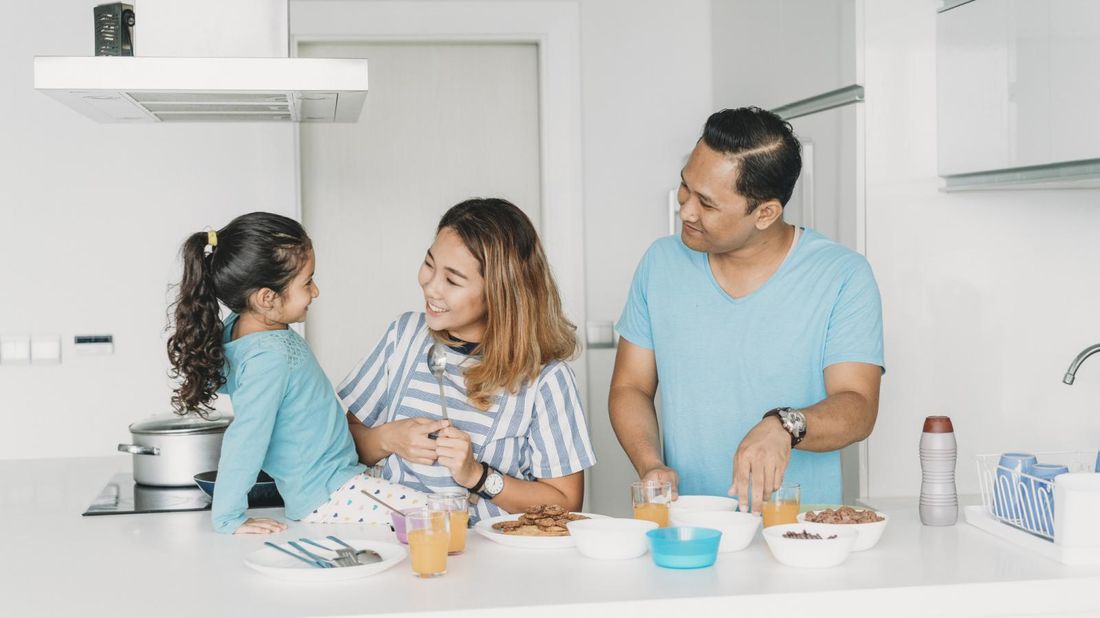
729 417 792 512
640 464 680 500
435 423 482 489
381 417 446 465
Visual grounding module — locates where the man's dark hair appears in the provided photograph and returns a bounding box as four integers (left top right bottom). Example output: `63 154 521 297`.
701 106 802 213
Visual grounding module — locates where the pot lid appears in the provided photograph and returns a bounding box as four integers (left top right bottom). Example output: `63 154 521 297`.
129 413 232 435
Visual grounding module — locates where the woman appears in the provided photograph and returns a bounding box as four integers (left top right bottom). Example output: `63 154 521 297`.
338 198 596 522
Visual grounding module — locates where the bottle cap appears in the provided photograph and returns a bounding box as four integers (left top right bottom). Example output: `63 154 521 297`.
923 415 954 433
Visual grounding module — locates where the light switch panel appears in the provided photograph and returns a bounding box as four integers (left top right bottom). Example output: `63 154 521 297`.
1 335 31 365
74 334 114 356
31 335 62 364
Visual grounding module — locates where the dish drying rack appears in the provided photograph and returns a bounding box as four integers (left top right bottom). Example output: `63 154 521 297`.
974 451 1094 541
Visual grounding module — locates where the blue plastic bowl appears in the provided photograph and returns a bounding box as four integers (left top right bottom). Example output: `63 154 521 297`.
193 470 283 507
646 527 722 569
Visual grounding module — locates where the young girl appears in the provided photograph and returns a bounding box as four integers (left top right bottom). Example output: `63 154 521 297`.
340 199 597 524
167 212 427 534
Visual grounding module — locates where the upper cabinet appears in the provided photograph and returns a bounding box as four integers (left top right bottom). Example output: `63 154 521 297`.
712 0 857 110
937 0 1100 186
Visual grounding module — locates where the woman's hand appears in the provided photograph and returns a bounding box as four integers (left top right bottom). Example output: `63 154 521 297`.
435 423 482 489
381 417 447 465
234 517 287 534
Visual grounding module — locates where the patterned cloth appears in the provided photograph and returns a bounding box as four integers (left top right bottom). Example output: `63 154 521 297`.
300 472 429 524
337 312 597 524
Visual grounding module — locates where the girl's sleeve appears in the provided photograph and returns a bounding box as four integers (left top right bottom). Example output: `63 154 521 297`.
337 316 401 427
211 346 290 534
523 362 598 479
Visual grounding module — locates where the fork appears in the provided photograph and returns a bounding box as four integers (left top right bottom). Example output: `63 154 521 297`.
288 540 338 568
298 538 357 567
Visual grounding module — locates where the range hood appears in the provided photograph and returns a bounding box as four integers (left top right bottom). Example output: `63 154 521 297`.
33 0 368 123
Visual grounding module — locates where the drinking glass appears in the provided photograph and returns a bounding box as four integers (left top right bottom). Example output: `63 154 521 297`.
405 508 450 578
426 489 470 555
761 483 800 528
631 480 672 527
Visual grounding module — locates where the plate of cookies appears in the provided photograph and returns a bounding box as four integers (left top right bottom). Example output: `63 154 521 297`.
474 504 608 549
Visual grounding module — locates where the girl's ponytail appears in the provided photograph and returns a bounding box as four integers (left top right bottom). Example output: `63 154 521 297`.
167 231 226 414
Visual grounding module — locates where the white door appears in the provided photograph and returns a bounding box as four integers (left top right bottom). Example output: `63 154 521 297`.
298 42 541 380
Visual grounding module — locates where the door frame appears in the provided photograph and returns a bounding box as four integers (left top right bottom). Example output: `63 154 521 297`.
288 2 588 390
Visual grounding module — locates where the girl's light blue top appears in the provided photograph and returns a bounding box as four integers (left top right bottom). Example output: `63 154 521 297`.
211 314 364 533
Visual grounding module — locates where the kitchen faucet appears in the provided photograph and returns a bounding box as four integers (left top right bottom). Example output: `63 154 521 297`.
1063 343 1100 385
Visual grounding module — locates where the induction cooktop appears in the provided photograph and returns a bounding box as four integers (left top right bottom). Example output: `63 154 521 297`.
82 473 283 516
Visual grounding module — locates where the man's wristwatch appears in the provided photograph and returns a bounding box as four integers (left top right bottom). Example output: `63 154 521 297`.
468 462 505 501
763 407 807 447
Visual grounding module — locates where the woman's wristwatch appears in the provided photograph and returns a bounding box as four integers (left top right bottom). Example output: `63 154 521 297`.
468 462 505 500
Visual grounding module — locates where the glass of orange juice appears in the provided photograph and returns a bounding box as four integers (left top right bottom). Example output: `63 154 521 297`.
631 480 672 527
405 508 450 578
426 489 469 555
761 483 800 528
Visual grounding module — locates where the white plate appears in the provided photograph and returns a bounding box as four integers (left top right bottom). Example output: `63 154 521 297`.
244 539 407 582
474 513 608 549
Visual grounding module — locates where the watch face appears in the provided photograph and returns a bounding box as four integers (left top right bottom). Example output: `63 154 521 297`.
779 408 806 436
484 472 505 496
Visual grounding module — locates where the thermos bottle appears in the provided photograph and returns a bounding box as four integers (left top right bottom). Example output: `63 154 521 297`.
920 415 958 526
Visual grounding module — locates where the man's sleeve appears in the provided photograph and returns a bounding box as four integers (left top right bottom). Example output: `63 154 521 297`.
615 246 656 350
823 257 885 372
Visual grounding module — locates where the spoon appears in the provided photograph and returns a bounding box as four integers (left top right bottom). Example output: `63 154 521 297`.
298 537 383 566
427 343 449 439
360 489 403 515
327 535 384 565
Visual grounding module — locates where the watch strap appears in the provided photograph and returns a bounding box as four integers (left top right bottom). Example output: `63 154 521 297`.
468 462 490 494
763 407 803 447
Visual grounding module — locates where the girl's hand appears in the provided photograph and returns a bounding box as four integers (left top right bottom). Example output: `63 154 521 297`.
235 517 287 534
435 423 482 488
383 417 447 465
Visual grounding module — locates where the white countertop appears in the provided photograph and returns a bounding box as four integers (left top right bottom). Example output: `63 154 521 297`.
4 457 1100 618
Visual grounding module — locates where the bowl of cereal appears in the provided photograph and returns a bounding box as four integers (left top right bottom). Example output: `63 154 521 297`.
762 523 858 568
797 506 888 552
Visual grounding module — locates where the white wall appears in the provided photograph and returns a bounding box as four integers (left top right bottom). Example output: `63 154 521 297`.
0 0 716 500
864 0 1100 497
0 0 296 460
576 0 714 516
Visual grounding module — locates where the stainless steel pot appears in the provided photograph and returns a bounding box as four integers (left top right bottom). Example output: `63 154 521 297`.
118 413 232 487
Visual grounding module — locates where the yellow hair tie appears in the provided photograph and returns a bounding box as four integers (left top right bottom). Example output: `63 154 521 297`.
207 230 218 248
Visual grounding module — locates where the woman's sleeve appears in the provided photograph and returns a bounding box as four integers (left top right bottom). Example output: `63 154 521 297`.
337 317 401 427
211 346 289 534
523 362 598 479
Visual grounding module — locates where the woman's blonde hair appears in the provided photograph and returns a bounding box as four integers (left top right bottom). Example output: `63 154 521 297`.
431 198 578 410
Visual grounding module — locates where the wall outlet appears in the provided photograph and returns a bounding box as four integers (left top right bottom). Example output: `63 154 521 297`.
31 335 62 364
1 335 32 365
74 334 114 356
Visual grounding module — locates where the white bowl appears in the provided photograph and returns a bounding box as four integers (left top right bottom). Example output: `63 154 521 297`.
762 522 858 568
566 517 658 560
669 495 738 518
797 509 889 552
668 510 760 552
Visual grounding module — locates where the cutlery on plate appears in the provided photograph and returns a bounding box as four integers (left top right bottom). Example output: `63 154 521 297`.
298 538 358 567
264 541 329 568
327 535 384 564
288 540 336 568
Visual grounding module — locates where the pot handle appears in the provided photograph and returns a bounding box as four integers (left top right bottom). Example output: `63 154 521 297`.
118 443 160 456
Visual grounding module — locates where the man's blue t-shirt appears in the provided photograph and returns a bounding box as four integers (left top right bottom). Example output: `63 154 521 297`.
616 228 884 505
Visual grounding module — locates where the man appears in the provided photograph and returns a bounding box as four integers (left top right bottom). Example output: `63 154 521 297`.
609 107 883 511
